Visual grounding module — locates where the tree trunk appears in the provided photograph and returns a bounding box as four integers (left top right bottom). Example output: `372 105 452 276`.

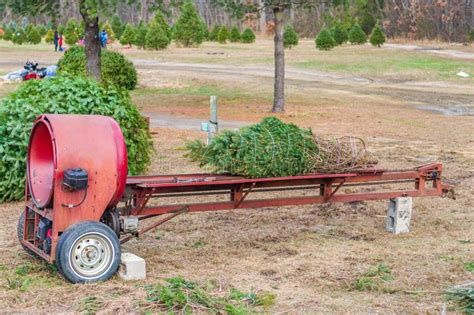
79 0 101 82
271 6 285 113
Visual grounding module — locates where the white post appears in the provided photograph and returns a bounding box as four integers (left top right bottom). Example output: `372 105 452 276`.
208 95 218 143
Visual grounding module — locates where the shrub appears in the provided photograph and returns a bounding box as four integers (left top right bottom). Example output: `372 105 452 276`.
174 2 206 47
0 76 153 203
283 25 298 49
12 28 27 45
331 22 348 45
209 25 221 41
316 28 336 51
241 28 256 43
64 18 80 45
218 26 229 44
349 23 367 45
133 24 147 49
58 45 137 90
3 27 12 41
120 24 136 47
229 27 241 42
111 15 124 40
44 29 54 44
146 22 169 50
27 26 41 44
370 23 386 47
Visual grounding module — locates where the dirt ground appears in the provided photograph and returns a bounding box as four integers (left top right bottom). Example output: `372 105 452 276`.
0 39 473 313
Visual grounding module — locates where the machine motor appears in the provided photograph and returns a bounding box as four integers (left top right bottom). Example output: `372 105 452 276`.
63 168 88 191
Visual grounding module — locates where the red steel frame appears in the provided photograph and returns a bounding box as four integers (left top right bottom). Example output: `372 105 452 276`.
118 163 444 243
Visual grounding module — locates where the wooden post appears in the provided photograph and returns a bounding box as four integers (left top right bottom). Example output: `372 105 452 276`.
208 95 218 143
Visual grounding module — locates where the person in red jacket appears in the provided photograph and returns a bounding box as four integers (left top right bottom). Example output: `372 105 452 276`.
58 33 63 51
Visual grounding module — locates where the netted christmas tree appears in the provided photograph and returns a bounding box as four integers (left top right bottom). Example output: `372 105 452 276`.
316 28 336 51
331 22 348 45
120 24 136 47
349 23 367 45
218 26 229 44
229 27 241 42
174 2 206 47
283 25 298 49
27 25 41 44
369 23 386 47
186 117 376 177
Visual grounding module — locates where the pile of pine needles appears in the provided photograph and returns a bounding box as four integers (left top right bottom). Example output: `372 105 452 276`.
185 117 376 178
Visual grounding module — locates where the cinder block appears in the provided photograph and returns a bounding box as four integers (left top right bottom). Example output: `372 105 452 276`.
118 252 146 281
386 197 413 234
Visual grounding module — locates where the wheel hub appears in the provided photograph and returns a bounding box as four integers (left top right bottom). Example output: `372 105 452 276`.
71 233 113 278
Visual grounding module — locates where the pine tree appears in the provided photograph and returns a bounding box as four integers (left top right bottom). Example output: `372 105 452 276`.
111 15 124 40
229 26 241 42
133 24 147 49
241 28 256 43
369 23 386 47
120 24 136 47
37 25 47 37
209 25 221 41
331 22 348 45
3 27 12 41
316 28 336 51
151 10 171 40
174 2 206 47
57 24 65 35
145 22 169 50
45 28 54 44
12 28 27 45
349 23 367 45
27 25 41 44
64 19 80 45
102 22 115 43
218 26 229 44
283 25 298 49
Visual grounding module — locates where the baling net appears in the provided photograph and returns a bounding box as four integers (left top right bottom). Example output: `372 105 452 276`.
185 117 377 177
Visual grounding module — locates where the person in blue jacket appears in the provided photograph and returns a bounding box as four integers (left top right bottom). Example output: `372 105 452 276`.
100 30 108 48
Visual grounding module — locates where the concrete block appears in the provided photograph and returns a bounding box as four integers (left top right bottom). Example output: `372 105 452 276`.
118 252 146 281
386 197 413 234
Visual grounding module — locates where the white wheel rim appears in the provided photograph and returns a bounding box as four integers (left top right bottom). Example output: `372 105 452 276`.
69 232 114 279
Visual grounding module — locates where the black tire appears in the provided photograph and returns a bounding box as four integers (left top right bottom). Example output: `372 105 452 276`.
17 210 39 258
55 221 121 283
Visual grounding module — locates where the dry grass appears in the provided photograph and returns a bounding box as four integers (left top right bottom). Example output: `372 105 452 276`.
0 38 473 313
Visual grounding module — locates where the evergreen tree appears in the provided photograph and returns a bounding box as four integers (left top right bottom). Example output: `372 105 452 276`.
27 25 41 44
0 28 3 39
174 2 206 47
145 22 169 50
37 25 47 37
240 28 255 43
120 24 136 47
331 22 348 45
111 15 124 40
229 26 241 42
209 25 221 41
133 24 147 49
25 23 33 35
64 19 80 45
315 28 336 51
12 28 27 45
102 22 115 42
283 25 298 49
45 28 54 44
57 24 65 34
349 23 367 45
369 22 386 47
151 10 171 40
3 27 12 41
203 27 210 41
218 26 229 44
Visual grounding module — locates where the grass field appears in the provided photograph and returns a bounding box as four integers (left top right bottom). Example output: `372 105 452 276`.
0 38 473 313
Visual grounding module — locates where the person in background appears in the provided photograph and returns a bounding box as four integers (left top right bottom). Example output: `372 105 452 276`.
100 29 108 48
58 33 63 51
53 30 59 52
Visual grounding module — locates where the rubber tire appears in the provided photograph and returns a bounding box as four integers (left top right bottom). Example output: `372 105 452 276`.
17 210 39 258
55 221 121 284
